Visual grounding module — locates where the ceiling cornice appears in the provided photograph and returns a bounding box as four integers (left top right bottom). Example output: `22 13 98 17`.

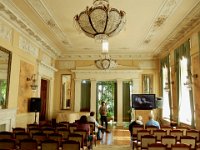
155 1 200 56
0 0 61 58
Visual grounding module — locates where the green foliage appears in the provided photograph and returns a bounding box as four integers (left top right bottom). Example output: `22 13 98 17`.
97 81 115 118
0 80 7 105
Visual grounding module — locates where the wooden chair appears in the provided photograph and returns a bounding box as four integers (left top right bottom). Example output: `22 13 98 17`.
161 135 177 149
186 129 200 142
161 125 172 135
59 121 69 129
180 136 196 149
32 132 47 145
42 127 55 136
171 143 191 150
27 124 39 132
0 131 13 139
68 133 83 149
57 128 70 140
69 123 77 133
88 121 95 134
55 123 68 130
196 144 200 150
131 125 144 140
19 138 37 150
14 132 30 145
145 125 159 134
0 139 16 150
62 140 80 150
176 126 190 136
12 127 26 134
170 129 183 141
133 129 150 149
141 135 156 150
153 129 167 141
48 133 63 146
74 129 90 148
148 143 167 150
41 139 59 150
28 127 41 137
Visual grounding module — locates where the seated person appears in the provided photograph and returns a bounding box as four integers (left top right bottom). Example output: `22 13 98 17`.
77 115 93 149
145 113 160 129
87 111 105 140
129 115 143 136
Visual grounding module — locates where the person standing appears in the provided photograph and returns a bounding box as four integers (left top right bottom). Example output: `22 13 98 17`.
99 101 109 132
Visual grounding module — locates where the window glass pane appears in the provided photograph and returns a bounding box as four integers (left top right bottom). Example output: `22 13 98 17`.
162 67 170 119
179 58 191 125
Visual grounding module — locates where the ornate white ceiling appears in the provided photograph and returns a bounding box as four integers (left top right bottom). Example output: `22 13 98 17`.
0 0 200 60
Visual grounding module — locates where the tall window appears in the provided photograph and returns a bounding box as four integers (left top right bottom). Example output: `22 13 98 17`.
179 57 191 125
162 67 170 119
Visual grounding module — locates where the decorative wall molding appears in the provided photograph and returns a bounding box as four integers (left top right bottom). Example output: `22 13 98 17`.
0 0 60 58
38 60 57 78
0 21 13 43
141 0 183 45
26 0 71 47
156 1 200 55
41 54 51 66
57 60 75 69
72 69 142 81
19 36 39 57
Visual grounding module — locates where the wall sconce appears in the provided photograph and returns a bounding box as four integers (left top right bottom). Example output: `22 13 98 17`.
27 74 38 91
184 73 198 90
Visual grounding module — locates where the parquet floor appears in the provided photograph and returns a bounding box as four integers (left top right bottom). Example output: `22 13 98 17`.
96 123 131 146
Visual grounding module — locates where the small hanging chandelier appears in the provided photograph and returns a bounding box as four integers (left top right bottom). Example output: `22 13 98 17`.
74 0 126 41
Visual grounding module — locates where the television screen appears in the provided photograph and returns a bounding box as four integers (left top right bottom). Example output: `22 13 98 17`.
132 94 156 110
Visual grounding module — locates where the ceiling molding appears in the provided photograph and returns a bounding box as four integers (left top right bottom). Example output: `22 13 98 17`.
0 0 61 58
139 0 183 46
26 0 71 47
155 1 200 55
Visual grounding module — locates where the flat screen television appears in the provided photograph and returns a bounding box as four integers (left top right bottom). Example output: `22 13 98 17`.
132 94 156 110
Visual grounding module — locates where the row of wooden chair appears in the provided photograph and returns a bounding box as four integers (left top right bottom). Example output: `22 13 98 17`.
0 138 80 150
133 133 198 150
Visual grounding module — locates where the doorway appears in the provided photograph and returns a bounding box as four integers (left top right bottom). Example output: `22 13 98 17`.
40 79 49 121
96 81 117 122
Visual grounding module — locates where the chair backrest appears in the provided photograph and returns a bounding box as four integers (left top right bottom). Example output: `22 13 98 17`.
42 127 55 135
153 129 167 141
186 129 200 142
32 132 47 145
15 132 30 144
48 133 62 144
177 126 190 135
62 140 80 150
170 129 183 141
41 139 59 150
0 131 13 139
171 143 191 150
161 135 177 148
59 122 69 129
68 133 83 148
69 123 77 133
146 125 159 134
196 143 200 150
141 135 156 149
57 128 70 140
0 139 16 149
13 127 26 134
28 127 41 137
161 126 172 135
88 122 95 134
180 135 196 149
148 143 167 150
19 138 37 150
132 125 144 135
137 129 150 141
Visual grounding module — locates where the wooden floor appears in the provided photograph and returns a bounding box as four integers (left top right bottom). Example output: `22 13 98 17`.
96 123 131 146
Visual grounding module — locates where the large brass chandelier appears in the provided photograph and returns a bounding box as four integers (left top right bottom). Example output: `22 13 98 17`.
74 0 126 41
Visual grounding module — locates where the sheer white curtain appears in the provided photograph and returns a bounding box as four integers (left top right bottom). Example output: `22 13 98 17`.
179 57 191 125
162 67 170 119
